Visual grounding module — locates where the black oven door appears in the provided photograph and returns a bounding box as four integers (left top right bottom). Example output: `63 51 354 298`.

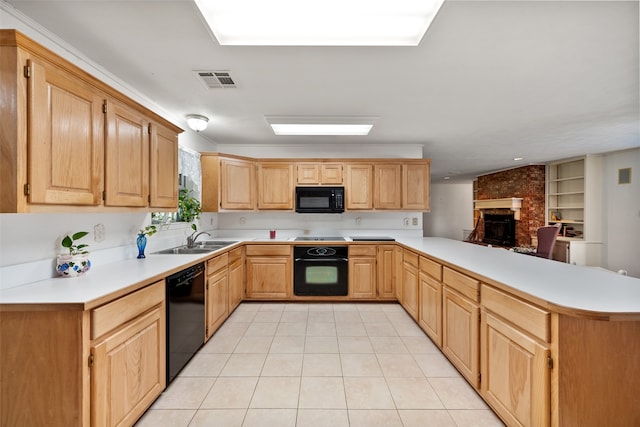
294 246 348 296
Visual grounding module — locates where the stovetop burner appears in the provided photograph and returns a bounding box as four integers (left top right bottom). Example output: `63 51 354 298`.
294 236 346 241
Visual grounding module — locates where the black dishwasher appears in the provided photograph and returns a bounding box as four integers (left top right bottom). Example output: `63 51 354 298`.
166 262 205 384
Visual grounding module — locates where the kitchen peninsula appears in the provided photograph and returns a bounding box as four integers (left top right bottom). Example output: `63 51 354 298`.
1 237 638 426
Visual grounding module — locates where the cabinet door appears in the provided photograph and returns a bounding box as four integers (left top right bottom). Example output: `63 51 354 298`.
91 305 165 427
349 256 377 299
246 257 292 299
149 122 178 209
394 246 403 303
374 164 402 209
257 163 294 209
402 258 419 320
228 258 244 312
27 58 103 206
481 312 550 427
296 163 320 184
321 164 343 184
220 158 255 210
104 99 149 207
345 164 373 210
206 269 229 338
442 287 480 388
403 163 430 210
377 245 396 299
419 272 442 347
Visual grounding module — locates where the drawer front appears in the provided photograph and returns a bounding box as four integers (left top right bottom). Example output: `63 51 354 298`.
245 244 292 256
229 247 243 264
207 253 229 274
420 256 442 281
91 280 164 339
482 284 550 342
349 245 377 257
403 250 419 268
443 267 479 302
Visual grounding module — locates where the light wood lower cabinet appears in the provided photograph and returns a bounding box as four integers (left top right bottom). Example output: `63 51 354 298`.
228 247 244 313
206 254 229 339
419 271 443 347
90 281 166 426
377 245 396 299
349 245 377 299
401 250 419 320
245 245 292 299
442 284 480 388
480 311 550 427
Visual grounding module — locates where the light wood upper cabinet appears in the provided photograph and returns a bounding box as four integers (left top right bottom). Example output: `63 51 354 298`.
220 157 256 210
0 30 182 212
296 163 343 185
27 57 104 206
374 164 402 209
149 122 178 209
104 99 149 207
257 162 294 210
345 164 373 210
403 163 430 211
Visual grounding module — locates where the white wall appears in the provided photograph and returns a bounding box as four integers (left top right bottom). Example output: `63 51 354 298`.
423 182 475 240
601 148 640 277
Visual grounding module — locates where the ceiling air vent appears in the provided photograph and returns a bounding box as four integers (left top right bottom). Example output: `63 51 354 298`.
194 70 237 88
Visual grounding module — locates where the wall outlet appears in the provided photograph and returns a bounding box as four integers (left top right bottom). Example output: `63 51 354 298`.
94 224 105 242
403 218 410 226
412 217 418 226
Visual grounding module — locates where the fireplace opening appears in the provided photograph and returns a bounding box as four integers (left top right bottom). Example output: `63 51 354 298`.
483 213 516 247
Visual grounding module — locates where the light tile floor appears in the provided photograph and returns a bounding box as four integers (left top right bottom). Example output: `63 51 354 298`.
137 302 505 427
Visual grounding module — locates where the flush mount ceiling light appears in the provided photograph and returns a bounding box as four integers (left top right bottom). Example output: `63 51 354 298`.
186 114 209 132
193 0 445 46
265 116 377 136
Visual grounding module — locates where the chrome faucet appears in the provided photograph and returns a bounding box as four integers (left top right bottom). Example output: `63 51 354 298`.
186 231 211 248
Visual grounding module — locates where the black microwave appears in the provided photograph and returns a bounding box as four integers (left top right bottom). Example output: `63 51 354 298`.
295 187 344 213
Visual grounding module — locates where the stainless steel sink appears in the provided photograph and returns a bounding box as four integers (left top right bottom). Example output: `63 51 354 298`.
154 246 215 255
153 241 237 255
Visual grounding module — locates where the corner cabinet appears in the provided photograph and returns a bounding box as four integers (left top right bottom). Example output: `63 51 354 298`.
201 154 256 211
0 30 181 213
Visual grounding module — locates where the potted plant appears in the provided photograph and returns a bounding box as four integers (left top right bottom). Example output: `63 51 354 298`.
56 231 91 277
136 225 157 259
178 188 202 223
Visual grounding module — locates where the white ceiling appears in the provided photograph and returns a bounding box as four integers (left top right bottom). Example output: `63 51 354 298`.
3 0 639 181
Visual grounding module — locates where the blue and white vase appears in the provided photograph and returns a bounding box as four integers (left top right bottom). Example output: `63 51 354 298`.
56 254 91 277
137 234 148 259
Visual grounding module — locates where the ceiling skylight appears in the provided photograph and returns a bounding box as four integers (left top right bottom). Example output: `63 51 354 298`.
265 116 377 136
193 0 445 46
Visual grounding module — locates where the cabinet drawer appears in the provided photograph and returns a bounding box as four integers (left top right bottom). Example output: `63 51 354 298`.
350 245 377 256
229 247 243 264
443 267 479 302
482 285 550 342
246 244 292 256
207 253 229 274
420 256 442 281
403 250 419 268
91 280 164 339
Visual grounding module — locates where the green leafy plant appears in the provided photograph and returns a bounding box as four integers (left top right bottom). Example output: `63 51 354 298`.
178 188 202 223
139 225 157 237
61 231 90 256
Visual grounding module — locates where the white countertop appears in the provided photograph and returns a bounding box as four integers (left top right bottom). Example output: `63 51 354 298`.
2 237 638 315
397 237 640 315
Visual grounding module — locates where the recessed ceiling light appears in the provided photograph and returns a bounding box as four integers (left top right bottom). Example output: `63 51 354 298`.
265 116 377 136
514 157 524 161
193 0 445 46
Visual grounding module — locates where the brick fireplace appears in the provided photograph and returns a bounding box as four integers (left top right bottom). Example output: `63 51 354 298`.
475 165 546 247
